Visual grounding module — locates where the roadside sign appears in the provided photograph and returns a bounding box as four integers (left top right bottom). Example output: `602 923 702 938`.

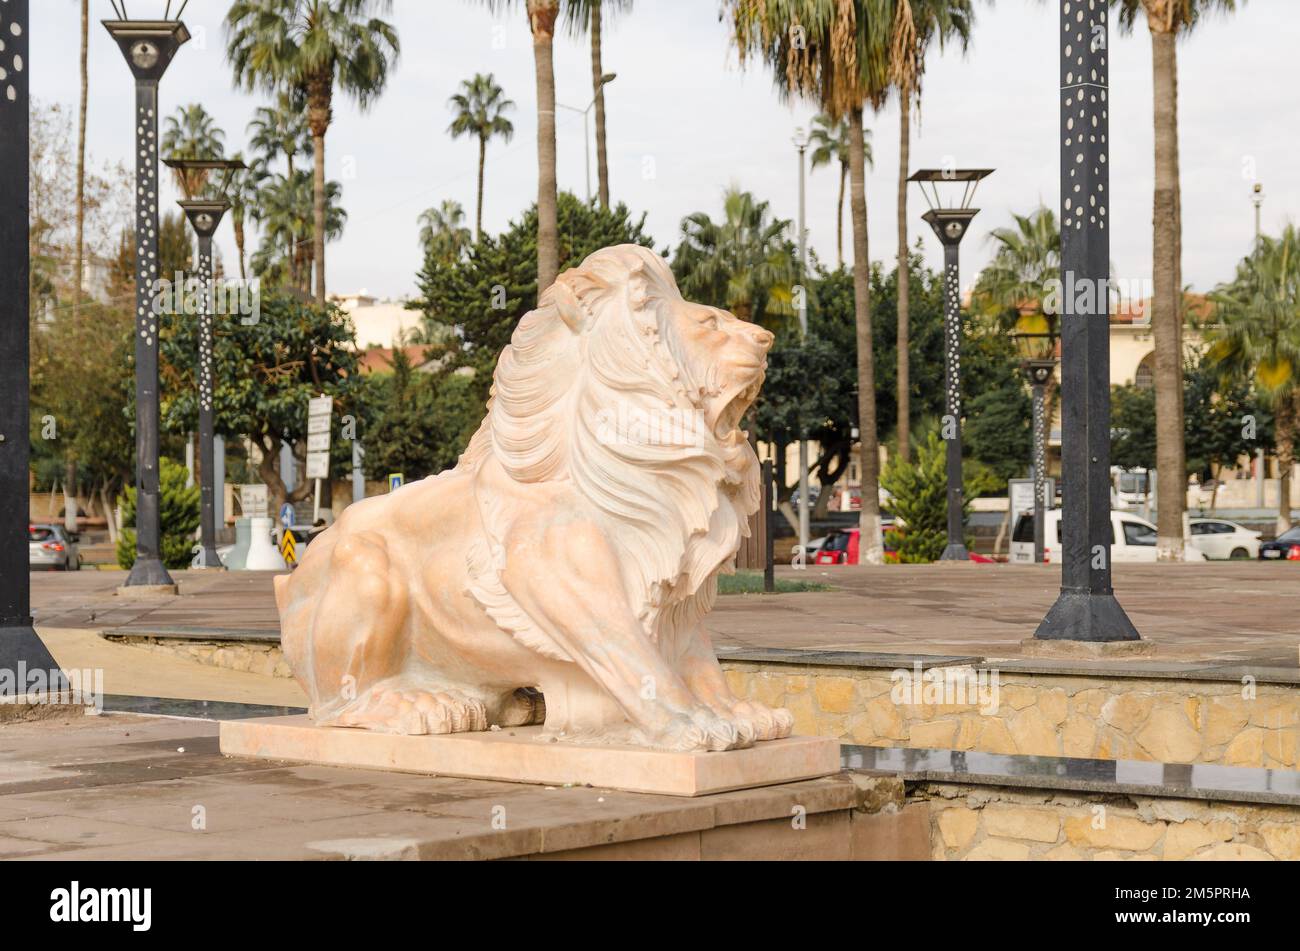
280 529 297 565
1009 478 1057 520
305 396 333 481
239 484 268 519
388 473 404 492
279 502 295 528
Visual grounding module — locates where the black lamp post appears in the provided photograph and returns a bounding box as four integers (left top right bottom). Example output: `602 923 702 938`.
1011 319 1058 565
162 159 245 571
1034 0 1139 642
104 4 190 591
0 0 61 677
910 167 994 561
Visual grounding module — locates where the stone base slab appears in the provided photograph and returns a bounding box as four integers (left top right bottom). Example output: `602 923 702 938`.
1018 637 1157 659
115 583 180 599
219 715 841 797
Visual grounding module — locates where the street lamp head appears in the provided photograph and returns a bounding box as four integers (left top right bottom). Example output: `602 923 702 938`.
599 72 617 86
909 168 994 247
164 157 246 201
164 158 245 235
792 127 809 150
103 2 190 82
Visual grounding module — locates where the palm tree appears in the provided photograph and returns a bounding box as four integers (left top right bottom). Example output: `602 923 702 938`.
563 1 633 208
972 206 1062 323
252 170 347 293
672 187 797 328
807 113 871 268
1113 0 1240 560
162 104 227 198
484 1 560 290
419 200 473 265
247 90 313 180
447 73 515 240
228 156 269 281
226 0 400 303
888 0 973 463
730 0 894 565
1208 225 1300 532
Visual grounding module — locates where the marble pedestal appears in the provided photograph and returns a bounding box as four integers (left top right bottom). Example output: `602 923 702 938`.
219 715 840 797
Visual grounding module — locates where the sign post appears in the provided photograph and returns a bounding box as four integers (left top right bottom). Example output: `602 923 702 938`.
305 395 332 523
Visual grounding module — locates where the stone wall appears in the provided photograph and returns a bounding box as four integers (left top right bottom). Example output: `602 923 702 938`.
721 661 1299 769
105 635 291 678
916 783 1300 861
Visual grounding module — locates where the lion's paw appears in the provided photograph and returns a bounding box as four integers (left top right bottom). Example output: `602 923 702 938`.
644 710 748 752
729 700 795 742
335 688 488 735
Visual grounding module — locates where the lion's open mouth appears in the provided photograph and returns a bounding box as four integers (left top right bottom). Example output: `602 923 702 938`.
710 378 763 439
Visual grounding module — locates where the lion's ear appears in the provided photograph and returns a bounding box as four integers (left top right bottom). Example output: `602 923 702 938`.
550 281 586 334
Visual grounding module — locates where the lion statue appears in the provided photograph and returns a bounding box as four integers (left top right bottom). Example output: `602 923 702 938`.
276 244 793 752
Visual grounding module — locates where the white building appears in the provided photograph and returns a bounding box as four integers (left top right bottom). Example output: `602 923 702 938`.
332 290 423 348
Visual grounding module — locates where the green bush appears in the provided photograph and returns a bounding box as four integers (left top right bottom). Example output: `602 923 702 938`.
881 431 998 563
116 457 202 570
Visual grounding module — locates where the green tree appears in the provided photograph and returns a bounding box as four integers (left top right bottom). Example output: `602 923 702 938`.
159 293 365 512
1111 383 1158 473
361 352 483 480
227 154 269 281
672 187 796 329
447 72 515 239
116 458 201 570
972 206 1061 326
250 169 347 292
418 200 472 264
411 191 656 405
226 0 400 302
161 103 227 198
1207 224 1300 530
247 90 313 180
882 430 994 562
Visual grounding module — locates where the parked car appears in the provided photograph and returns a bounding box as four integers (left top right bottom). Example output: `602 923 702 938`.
811 523 993 565
29 524 81 571
1009 509 1208 563
1258 525 1300 561
1188 518 1261 560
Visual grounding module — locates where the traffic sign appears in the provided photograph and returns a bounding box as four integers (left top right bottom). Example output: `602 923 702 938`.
388 473 404 492
279 502 295 528
305 395 333 480
279 529 297 565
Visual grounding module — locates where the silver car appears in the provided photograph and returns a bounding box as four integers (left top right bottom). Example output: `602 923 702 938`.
29 524 81 571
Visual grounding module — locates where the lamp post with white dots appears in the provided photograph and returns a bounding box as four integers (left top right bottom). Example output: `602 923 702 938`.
910 168 993 562
103 5 190 591
1034 0 1139 642
163 159 245 571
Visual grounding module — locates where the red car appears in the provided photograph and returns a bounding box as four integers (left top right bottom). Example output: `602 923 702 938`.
813 528 901 565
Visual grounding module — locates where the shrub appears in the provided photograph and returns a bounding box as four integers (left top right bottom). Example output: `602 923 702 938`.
116 457 201 570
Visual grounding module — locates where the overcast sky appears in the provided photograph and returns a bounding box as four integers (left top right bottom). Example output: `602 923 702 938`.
31 0 1298 301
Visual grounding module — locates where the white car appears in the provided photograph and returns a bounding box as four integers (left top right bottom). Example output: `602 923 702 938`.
1010 509 1207 564
1188 518 1261 560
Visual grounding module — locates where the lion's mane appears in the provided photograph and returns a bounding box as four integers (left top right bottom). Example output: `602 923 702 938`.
460 245 761 663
